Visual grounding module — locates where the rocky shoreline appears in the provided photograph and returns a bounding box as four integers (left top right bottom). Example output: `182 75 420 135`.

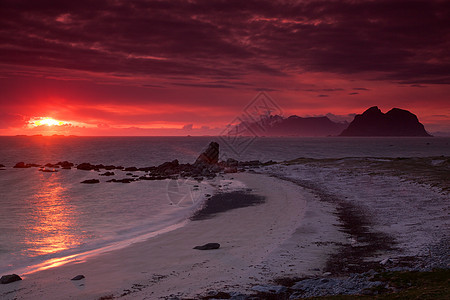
6 142 275 185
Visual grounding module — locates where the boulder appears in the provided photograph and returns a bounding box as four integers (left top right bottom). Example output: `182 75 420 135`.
58 161 74 169
45 163 59 168
99 171 115 176
77 163 95 171
156 159 179 175
124 167 138 172
0 274 22 284
193 243 220 250
81 179 100 184
71 275 85 281
106 178 135 183
13 162 29 168
194 142 219 165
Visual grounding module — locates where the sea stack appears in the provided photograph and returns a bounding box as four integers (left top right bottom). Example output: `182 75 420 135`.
194 142 219 165
340 106 431 137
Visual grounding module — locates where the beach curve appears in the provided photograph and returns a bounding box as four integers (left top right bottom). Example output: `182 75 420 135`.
0 172 344 299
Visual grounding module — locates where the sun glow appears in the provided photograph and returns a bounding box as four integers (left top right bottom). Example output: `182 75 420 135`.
31 117 66 127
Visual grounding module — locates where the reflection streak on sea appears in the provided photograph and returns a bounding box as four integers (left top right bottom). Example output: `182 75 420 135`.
23 172 82 257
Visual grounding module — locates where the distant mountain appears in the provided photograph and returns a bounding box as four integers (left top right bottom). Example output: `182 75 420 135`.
340 106 431 137
230 115 348 137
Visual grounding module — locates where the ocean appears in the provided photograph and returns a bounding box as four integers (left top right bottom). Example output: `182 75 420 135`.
0 136 449 276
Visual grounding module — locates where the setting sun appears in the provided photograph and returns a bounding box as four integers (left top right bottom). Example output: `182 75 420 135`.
31 117 66 127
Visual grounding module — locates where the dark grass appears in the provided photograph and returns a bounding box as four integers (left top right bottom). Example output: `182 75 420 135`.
190 191 265 221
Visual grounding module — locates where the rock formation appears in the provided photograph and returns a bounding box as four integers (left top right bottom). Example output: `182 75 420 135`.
231 115 348 136
340 106 431 137
194 142 219 165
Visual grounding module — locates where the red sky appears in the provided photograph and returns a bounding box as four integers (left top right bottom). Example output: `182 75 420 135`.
1 0 449 136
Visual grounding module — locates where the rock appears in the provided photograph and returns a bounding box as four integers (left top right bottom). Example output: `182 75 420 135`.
106 178 135 183
71 275 85 281
45 163 59 168
13 162 40 168
0 274 22 284
81 179 100 184
77 163 95 170
231 114 348 137
380 258 392 265
156 159 179 175
194 142 219 165
124 167 138 172
0 164 5 168
340 106 431 136
240 160 261 167
252 285 288 294
99 171 115 176
57 161 74 169
193 243 220 250
13 162 29 168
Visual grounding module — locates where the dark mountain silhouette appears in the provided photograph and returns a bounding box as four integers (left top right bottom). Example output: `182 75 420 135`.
230 115 348 136
340 106 431 137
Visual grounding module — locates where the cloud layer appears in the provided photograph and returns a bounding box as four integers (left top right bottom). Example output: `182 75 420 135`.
0 0 449 134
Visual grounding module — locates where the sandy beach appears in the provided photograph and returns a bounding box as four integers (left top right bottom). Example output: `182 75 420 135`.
0 172 346 299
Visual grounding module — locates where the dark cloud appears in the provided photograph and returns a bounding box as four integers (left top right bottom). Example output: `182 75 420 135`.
172 82 233 89
182 124 193 130
0 0 448 84
322 88 344 92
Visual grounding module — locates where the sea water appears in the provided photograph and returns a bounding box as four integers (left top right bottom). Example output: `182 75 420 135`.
0 136 449 275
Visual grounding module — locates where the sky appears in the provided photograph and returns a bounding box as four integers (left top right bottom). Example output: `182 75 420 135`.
1 0 449 136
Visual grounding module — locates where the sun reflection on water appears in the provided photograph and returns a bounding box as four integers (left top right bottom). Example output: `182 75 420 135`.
24 172 81 257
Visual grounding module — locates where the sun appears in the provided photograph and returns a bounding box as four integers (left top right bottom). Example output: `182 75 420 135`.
31 117 65 127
